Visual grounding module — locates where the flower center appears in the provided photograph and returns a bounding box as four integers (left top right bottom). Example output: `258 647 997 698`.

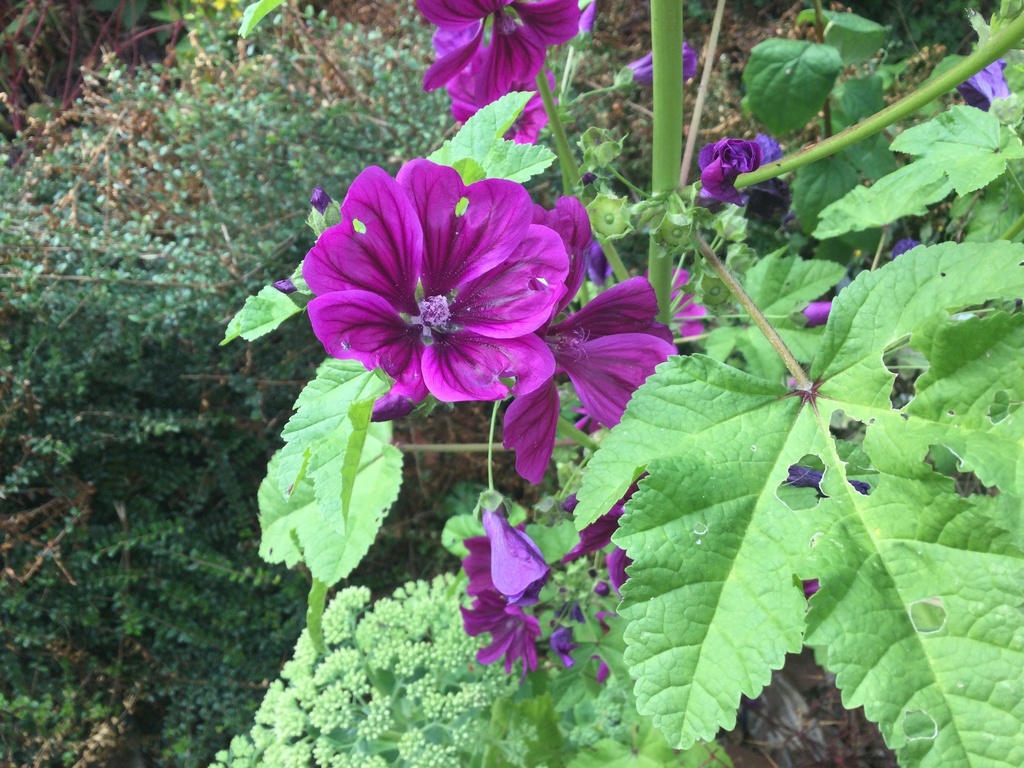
494 9 519 36
417 294 451 331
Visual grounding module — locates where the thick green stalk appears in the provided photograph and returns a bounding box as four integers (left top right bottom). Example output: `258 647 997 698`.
306 578 329 656
557 415 600 451
735 11 1024 188
537 71 580 194
648 0 684 322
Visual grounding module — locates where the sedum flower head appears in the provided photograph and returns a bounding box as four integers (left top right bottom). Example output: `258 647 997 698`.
304 160 569 403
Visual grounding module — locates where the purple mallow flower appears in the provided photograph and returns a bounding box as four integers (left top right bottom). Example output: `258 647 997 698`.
549 626 577 667
585 241 613 286
562 492 633 594
311 186 332 214
699 138 763 206
370 393 416 423
418 0 580 103
957 59 1011 111
461 590 541 678
746 134 791 221
482 508 550 606
786 465 870 496
891 238 921 258
802 301 831 328
303 160 568 403
627 41 698 85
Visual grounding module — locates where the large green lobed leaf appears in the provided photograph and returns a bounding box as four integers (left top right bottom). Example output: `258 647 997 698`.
576 242 1024 765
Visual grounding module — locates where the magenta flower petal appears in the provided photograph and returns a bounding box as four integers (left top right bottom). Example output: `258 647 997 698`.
454 224 569 337
578 1 595 34
417 0 499 29
483 510 550 605
957 59 1011 111
502 380 560 484
512 0 581 45
552 276 671 339
561 333 675 427
421 330 554 402
532 196 591 315
562 506 623 562
461 591 541 677
423 25 486 92
307 291 428 400
398 162 533 294
477 24 547 102
432 22 482 58
549 626 577 667
503 332 558 396
463 534 495 595
303 167 423 312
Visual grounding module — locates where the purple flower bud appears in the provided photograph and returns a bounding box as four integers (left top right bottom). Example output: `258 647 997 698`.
627 42 698 86
698 138 762 206
549 626 577 667
595 658 610 683
483 509 550 606
310 186 332 214
957 59 1011 111
370 392 416 422
584 241 613 286
594 580 611 597
580 171 597 186
578 1 595 34
891 238 921 259
802 301 832 328
273 278 297 294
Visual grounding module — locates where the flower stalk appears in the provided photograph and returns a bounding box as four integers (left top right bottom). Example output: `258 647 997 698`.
537 70 580 194
735 10 1024 189
694 232 811 389
648 0 685 322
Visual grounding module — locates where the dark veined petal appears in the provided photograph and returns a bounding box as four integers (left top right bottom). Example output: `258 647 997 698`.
532 196 590 315
398 160 534 295
303 166 422 314
502 379 560 484
476 22 547 103
560 333 675 428
423 24 485 91
511 0 580 45
551 276 670 340
417 0 503 28
420 329 554 402
452 223 569 338
307 290 428 401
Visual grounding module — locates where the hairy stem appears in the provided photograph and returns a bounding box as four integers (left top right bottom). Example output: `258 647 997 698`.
811 0 833 137
648 0 685 322
680 0 727 186
537 70 580 194
734 11 1024 188
694 232 812 389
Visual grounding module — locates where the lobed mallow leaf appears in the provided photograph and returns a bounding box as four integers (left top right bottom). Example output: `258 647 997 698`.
576 241 1024 763
815 106 1024 238
428 91 555 183
258 423 401 586
221 285 304 344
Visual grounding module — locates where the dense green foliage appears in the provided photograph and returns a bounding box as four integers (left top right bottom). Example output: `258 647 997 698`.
0 7 447 764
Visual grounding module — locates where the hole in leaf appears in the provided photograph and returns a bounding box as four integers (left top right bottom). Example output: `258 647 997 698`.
909 597 946 634
925 445 997 497
883 338 927 410
901 709 938 741
776 454 825 511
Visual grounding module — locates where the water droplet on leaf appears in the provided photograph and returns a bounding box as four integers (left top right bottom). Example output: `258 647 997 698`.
693 522 708 535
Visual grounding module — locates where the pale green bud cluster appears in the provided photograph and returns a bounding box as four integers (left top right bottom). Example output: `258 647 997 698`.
208 575 515 768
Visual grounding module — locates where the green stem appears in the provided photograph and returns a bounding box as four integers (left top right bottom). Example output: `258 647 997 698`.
306 578 328 656
648 0 685 323
735 11 1024 188
556 415 600 451
597 236 630 283
998 210 1024 241
537 70 580 194
694 232 812 389
487 401 500 491
811 0 833 137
